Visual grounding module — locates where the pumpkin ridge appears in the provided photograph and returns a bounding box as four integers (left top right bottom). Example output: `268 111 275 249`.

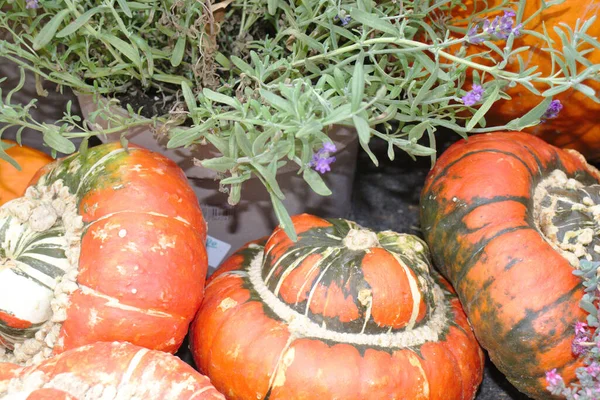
247 248 452 348
428 149 537 189
452 225 532 284
77 284 180 318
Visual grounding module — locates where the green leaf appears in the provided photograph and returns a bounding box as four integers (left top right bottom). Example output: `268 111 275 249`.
267 0 278 14
505 97 552 130
203 88 241 109
303 168 332 196
43 128 76 154
171 36 186 67
181 81 197 111
116 0 132 17
466 85 500 131
0 147 20 170
259 89 295 115
153 74 193 86
349 8 397 36
167 121 213 148
101 34 142 67
270 193 297 242
353 114 371 144
351 52 365 112
130 34 154 76
251 161 285 199
57 6 107 37
33 9 71 50
234 123 253 156
200 156 237 173
541 85 570 97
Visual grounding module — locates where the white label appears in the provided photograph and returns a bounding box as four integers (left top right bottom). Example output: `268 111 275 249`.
206 235 232 269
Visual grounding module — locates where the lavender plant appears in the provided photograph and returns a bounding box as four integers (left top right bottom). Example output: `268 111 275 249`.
545 260 600 400
0 0 599 239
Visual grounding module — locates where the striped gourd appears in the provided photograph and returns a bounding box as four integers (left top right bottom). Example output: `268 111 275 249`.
190 214 484 399
0 341 225 399
420 131 600 399
0 142 208 365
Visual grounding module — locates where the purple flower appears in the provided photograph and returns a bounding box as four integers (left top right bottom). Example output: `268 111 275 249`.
542 100 563 121
546 369 563 387
25 0 39 8
309 142 337 174
572 334 590 356
461 84 485 106
335 15 351 26
586 362 600 377
575 321 588 335
467 9 521 43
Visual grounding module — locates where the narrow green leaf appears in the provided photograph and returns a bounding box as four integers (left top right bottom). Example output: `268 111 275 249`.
234 123 253 156
101 33 142 67
267 0 278 14
43 128 76 154
466 85 500 131
351 52 365 112
116 0 132 17
171 36 186 67
270 193 297 242
349 8 397 36
0 147 20 170
153 74 193 86
353 114 371 144
33 9 71 50
181 81 197 111
251 161 285 200
200 156 237 172
303 168 332 196
203 88 241 109
167 121 213 148
259 89 295 115
506 97 552 130
57 6 107 37
541 85 570 97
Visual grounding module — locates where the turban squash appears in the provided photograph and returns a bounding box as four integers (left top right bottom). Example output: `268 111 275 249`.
0 140 53 206
420 131 600 399
0 142 208 366
449 0 600 161
190 214 485 399
0 341 225 399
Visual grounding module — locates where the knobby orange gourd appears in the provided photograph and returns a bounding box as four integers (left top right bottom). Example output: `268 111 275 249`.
0 142 208 366
0 341 225 399
450 0 600 161
420 131 600 399
190 214 485 399
0 140 52 206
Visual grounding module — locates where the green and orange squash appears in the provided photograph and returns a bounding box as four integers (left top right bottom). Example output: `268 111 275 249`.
0 142 208 365
449 0 600 161
0 341 225 399
420 131 600 399
190 214 484 399
0 140 53 206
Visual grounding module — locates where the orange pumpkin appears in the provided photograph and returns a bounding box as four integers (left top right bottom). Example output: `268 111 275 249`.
450 0 600 161
0 140 53 206
0 341 225 399
420 131 600 398
0 142 208 366
190 214 485 399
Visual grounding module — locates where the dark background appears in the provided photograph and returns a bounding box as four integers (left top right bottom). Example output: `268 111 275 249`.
1 59 565 400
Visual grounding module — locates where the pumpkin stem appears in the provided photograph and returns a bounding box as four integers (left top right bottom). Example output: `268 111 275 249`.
342 228 379 251
0 180 82 366
534 169 600 267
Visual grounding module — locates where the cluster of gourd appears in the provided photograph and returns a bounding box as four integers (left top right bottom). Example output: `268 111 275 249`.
0 1 598 399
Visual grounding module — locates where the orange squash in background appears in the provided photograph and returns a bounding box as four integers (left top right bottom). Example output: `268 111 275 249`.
451 0 600 161
0 140 53 205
